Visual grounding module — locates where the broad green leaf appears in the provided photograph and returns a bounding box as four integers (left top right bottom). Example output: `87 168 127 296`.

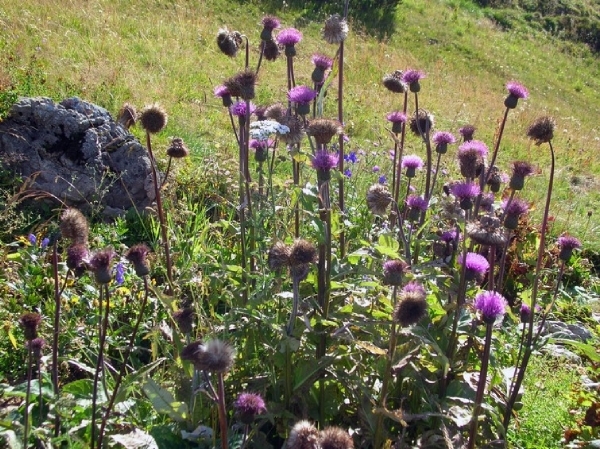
142 378 188 422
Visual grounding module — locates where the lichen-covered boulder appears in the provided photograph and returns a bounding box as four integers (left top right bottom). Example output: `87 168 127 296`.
0 97 154 217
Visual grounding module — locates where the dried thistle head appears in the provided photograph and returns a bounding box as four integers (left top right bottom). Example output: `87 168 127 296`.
166 137 190 159
216 28 243 57
224 69 257 101
88 248 117 285
181 339 235 373
117 102 137 129
125 243 151 277
20 312 42 341
173 307 195 334
286 420 320 449
319 426 354 449
322 14 349 44
268 241 291 271
409 110 434 136
60 208 89 245
140 103 168 134
306 118 342 145
527 116 555 145
366 184 392 216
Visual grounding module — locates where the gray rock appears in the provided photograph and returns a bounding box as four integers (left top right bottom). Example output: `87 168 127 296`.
0 97 153 216
543 320 593 342
541 344 582 363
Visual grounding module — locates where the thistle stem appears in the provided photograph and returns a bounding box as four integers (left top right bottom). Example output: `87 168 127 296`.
51 241 62 437
91 285 110 449
217 373 229 449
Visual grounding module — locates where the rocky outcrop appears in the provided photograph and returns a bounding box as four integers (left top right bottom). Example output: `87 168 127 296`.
0 97 154 217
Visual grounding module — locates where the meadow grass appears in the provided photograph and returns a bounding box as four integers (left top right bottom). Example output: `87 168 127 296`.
0 0 599 244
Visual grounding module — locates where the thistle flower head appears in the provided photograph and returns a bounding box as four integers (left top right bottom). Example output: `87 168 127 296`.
402 69 425 92
450 181 480 201
386 111 407 123
306 118 342 145
265 103 286 121
117 102 137 129
458 252 490 281
261 15 281 31
66 244 89 271
166 137 190 159
268 241 291 271
382 71 406 93
459 125 476 141
401 155 424 170
224 69 257 101
287 421 320 449
409 110 434 136
432 131 456 154
406 195 428 215
505 81 529 108
125 243 150 277
557 234 581 261
319 426 354 449
401 281 426 298
262 39 281 61
89 248 117 285
394 291 428 327
214 85 233 107
230 101 256 118
467 215 507 246
28 337 46 359
277 114 305 145
311 150 339 171
480 192 496 213
366 184 392 216
288 85 318 105
458 141 488 179
474 290 507 324
289 239 317 267
60 208 89 245
173 307 195 334
510 160 535 190
20 312 42 341
312 53 333 70
520 303 531 323
216 28 243 57
503 197 529 216
322 14 349 44
277 28 302 46
235 392 267 424
527 116 555 145
383 259 409 286
140 103 168 134
459 140 488 158
180 339 235 373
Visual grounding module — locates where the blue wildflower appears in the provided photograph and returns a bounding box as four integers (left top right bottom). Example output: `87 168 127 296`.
378 175 387 184
115 262 125 285
28 234 36 246
41 237 50 249
344 151 358 164
344 169 352 178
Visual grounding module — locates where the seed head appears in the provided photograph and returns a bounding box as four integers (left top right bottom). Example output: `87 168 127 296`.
366 184 392 216
180 339 235 373
393 291 428 327
89 248 117 285
383 259 409 286
382 71 406 93
322 14 349 44
117 102 137 129
166 137 190 159
277 114 305 145
140 103 168 134
20 312 42 341
319 426 354 449
527 116 555 145
306 119 342 145
286 420 320 449
268 241 291 271
265 103 286 121
224 69 257 101
409 110 434 136
216 28 243 57
289 239 317 267
262 39 280 61
66 243 89 271
60 208 89 245
173 307 195 334
467 215 507 247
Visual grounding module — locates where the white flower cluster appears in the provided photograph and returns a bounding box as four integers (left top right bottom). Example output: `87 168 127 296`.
249 120 290 141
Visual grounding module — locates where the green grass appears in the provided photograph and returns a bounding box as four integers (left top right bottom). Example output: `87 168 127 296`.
0 0 599 245
507 355 581 448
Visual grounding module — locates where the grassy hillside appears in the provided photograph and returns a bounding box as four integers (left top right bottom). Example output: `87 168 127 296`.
0 0 599 245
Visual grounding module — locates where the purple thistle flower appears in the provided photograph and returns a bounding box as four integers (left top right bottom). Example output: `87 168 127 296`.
459 125 476 141
115 262 125 285
249 139 273 150
506 81 529 99
520 303 531 323
277 28 302 46
312 53 333 70
503 198 529 216
311 150 339 171
288 86 317 105
450 181 480 200
344 168 352 178
230 101 256 117
234 392 266 424
401 155 424 170
458 140 488 158
432 131 456 146
214 85 229 97
401 69 425 84
386 111 407 123
406 195 429 211
28 234 36 245
557 235 582 261
459 252 490 281
262 15 281 30
378 175 387 184
383 259 409 286
402 281 426 296
440 229 458 243
474 290 507 324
